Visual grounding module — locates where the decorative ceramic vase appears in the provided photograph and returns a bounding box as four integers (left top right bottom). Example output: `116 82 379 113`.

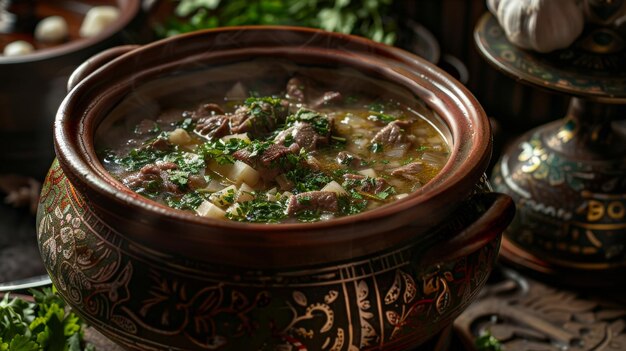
36 27 514 350
476 13 626 285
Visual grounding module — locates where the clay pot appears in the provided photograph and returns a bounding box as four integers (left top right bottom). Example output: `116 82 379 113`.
36 27 514 350
0 0 144 178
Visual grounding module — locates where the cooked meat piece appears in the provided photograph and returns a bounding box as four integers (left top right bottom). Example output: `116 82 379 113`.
274 122 327 150
286 191 338 215
188 175 208 190
336 151 362 168
286 77 306 102
370 120 413 146
343 174 389 194
233 143 300 182
195 103 225 117
150 138 173 152
310 91 342 108
195 115 230 139
123 161 181 194
230 100 290 138
391 162 424 181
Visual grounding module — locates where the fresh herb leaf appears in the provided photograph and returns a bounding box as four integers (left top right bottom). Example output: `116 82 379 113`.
117 147 168 171
0 288 95 351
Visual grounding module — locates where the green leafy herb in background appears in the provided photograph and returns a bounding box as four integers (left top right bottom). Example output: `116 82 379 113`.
157 0 398 44
0 288 95 351
475 331 503 351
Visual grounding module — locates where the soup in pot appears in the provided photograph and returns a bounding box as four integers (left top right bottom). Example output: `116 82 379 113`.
98 74 449 223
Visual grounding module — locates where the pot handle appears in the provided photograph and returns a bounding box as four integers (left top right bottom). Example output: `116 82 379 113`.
420 193 515 267
67 45 140 92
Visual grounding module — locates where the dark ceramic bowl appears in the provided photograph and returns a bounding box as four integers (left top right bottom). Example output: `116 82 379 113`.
36 27 515 350
0 0 143 178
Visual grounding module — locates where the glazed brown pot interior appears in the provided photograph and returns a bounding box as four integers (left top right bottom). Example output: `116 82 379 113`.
55 26 491 268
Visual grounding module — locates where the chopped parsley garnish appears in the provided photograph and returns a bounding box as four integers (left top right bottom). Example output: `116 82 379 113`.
198 138 250 164
286 108 330 136
227 197 288 223
164 151 205 173
166 191 206 210
416 145 430 152
168 170 190 188
118 147 168 171
338 195 367 216
296 210 322 222
286 167 333 194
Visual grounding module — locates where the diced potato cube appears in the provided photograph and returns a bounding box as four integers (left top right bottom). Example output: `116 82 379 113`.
358 168 377 178
221 133 251 143
169 128 193 145
266 193 277 202
229 161 260 186
278 191 293 200
209 185 238 207
196 200 226 219
237 183 255 203
321 181 349 196
267 187 277 195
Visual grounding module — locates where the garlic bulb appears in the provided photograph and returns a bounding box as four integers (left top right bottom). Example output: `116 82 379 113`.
488 0 585 53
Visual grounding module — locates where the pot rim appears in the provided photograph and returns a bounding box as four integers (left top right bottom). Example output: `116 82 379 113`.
0 0 139 64
54 26 491 264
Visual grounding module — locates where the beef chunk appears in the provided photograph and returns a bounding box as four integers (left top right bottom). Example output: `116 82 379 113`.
310 91 342 108
274 122 327 151
233 143 300 182
185 103 225 120
370 120 413 147
150 138 173 152
286 77 306 102
123 161 181 194
230 100 289 138
195 115 230 139
286 191 338 215
343 174 389 194
391 162 424 181
336 151 362 168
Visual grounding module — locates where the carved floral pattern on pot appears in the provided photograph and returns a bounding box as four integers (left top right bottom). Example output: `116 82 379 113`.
37 160 500 350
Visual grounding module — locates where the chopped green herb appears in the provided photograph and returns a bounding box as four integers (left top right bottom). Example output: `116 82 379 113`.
168 170 190 188
118 147 168 171
227 197 288 223
166 191 206 210
198 138 250 165
416 146 430 152
164 152 205 174
370 142 384 153
286 108 330 136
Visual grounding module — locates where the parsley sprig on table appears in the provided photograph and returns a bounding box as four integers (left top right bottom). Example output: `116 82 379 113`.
0 288 95 351
158 0 398 44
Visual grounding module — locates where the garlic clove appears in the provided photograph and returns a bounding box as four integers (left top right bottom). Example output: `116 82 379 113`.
79 6 120 38
35 16 69 43
3 40 35 56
